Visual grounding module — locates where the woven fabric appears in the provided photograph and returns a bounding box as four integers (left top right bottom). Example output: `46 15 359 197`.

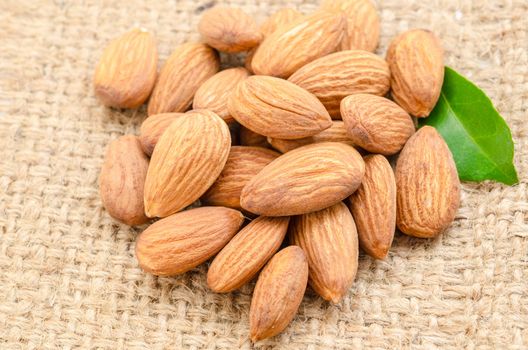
1 0 527 349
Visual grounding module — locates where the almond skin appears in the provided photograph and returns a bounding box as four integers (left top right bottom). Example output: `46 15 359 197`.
348 155 396 259
396 126 460 238
251 11 345 78
144 110 231 218
321 0 380 52
268 121 354 153
239 126 271 148
94 28 157 109
193 67 251 123
341 94 415 155
291 202 358 303
139 113 185 156
207 216 290 293
386 29 444 117
202 146 280 211
228 75 332 140
99 135 149 226
241 142 365 216
147 43 219 116
198 7 262 53
135 207 244 276
250 246 308 341
288 50 390 118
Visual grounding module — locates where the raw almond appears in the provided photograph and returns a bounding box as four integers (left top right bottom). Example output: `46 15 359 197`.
348 155 396 259
228 75 332 139
249 246 308 341
207 216 290 293
193 67 251 123
94 28 157 108
239 126 271 148
321 0 380 52
291 202 358 303
202 146 280 211
251 11 345 78
268 121 354 153
288 50 390 118
386 29 444 117
198 7 262 53
241 142 365 216
144 110 231 218
147 43 219 116
136 206 244 276
396 126 460 238
341 94 415 155
139 113 185 156
245 8 304 73
99 135 150 225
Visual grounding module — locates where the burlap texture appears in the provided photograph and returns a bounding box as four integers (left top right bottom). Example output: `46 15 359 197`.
0 0 527 349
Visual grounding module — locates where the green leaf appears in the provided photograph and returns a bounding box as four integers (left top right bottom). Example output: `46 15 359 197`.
419 66 518 185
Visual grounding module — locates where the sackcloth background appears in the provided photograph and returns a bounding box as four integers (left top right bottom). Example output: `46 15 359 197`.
0 0 527 349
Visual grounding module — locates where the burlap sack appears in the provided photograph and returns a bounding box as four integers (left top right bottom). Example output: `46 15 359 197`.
0 0 526 348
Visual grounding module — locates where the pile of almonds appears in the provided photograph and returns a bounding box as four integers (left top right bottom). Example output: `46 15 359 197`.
96 0 460 342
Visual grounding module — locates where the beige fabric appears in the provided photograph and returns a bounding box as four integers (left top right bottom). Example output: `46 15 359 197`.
1 0 527 348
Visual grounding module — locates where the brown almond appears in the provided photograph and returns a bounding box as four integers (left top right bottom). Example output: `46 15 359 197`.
99 135 150 226
250 246 308 341
147 43 219 116
396 126 460 238
239 126 272 148
207 216 290 293
198 7 262 53
291 202 358 303
321 0 380 52
202 146 280 211
386 29 444 117
251 11 345 78
94 28 157 108
193 67 251 123
144 110 231 218
268 121 354 153
228 75 332 140
241 142 365 216
288 50 390 118
135 207 244 276
348 155 396 259
341 94 415 155
139 113 185 156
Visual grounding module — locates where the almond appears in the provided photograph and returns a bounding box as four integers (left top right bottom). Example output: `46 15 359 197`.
147 43 219 116
198 7 262 53
139 113 185 156
268 121 354 153
94 28 157 109
341 94 415 155
136 206 244 276
348 155 396 259
144 110 231 218
99 135 149 226
207 216 289 293
202 146 280 211
245 8 304 73
288 50 390 118
396 126 460 238
251 11 345 78
321 0 380 52
386 29 444 117
239 126 271 148
241 142 365 216
193 67 251 123
290 202 358 303
228 75 332 139
249 246 308 341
